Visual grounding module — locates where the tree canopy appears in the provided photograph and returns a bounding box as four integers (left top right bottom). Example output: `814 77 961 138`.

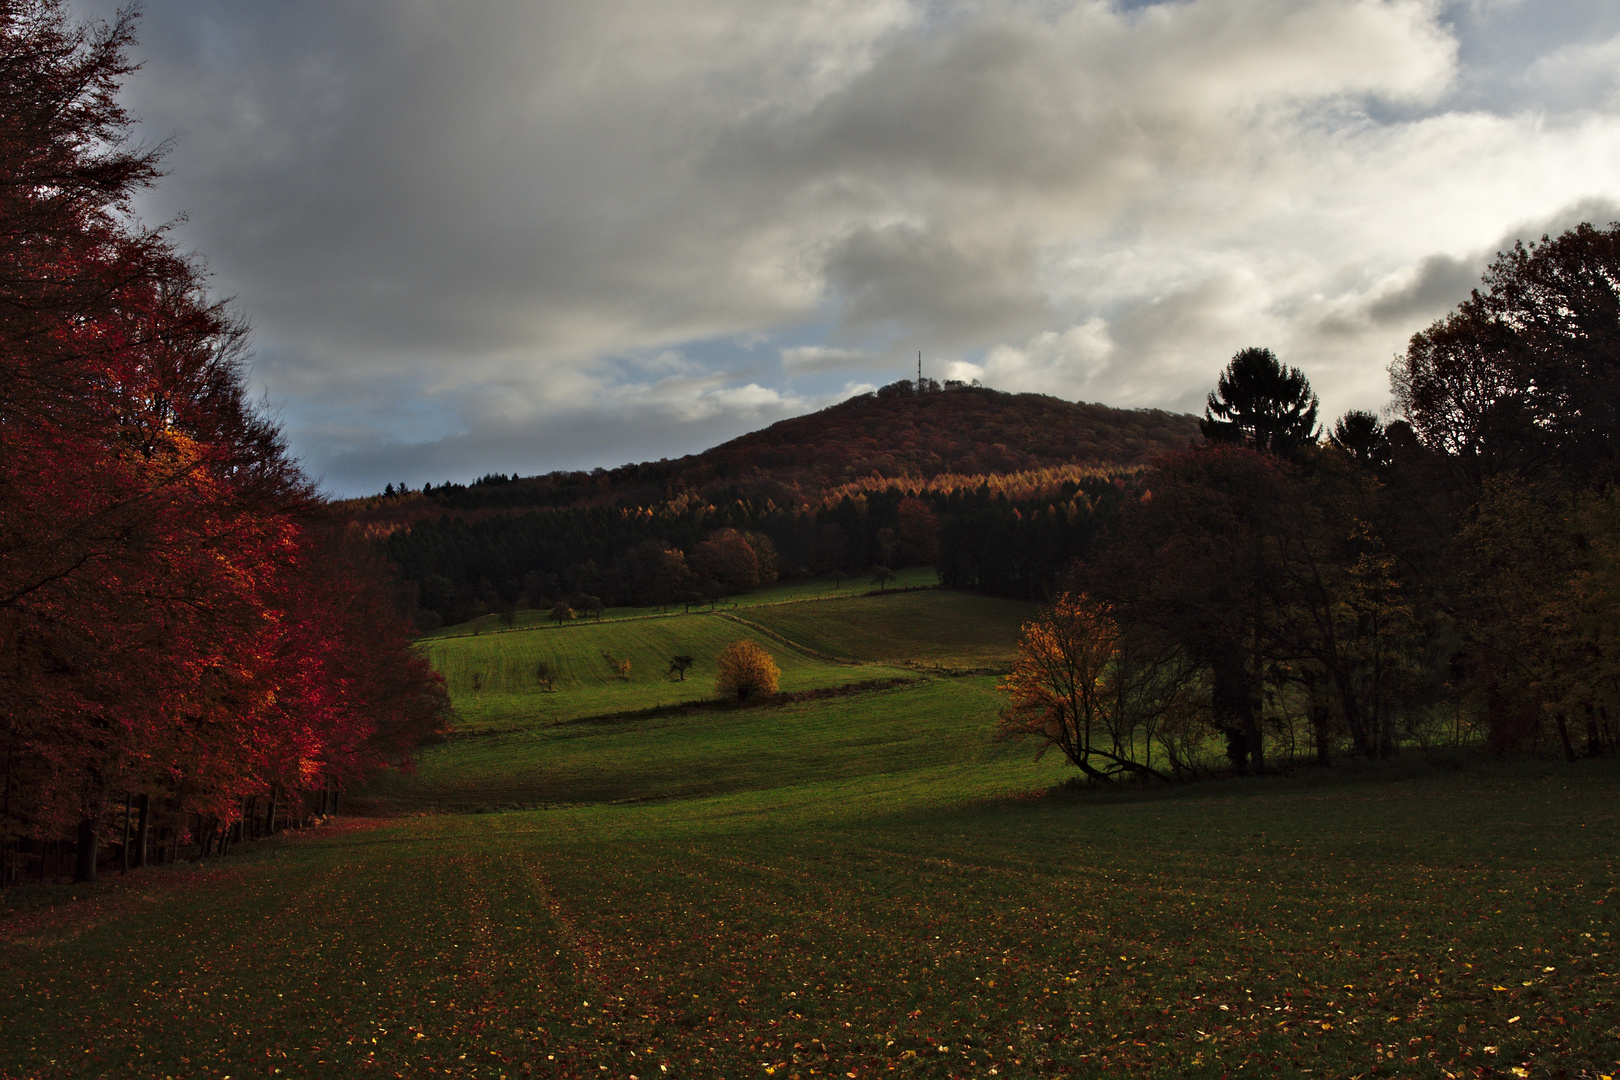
1393 222 1620 489
0 1 447 881
1201 347 1320 458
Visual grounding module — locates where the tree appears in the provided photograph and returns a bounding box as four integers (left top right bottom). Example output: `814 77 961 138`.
1090 447 1294 774
668 655 694 681
875 527 899 568
715 641 779 703
1475 224 1620 481
535 661 556 691
622 539 689 608
1391 223 1620 488
1202 347 1320 457
0 2 450 877
896 497 940 565
1391 306 1534 489
690 530 762 595
995 594 1182 782
1328 410 1393 472
1452 477 1587 757
818 523 847 581
871 565 896 590
550 601 574 625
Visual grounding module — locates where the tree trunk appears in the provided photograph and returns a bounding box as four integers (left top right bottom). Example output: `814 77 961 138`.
1555 711 1577 762
73 816 98 883
1213 652 1252 775
1244 703 1265 776
134 793 150 867
1309 704 1332 767
120 793 132 874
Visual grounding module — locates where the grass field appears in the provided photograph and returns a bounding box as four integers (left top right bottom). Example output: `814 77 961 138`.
419 611 916 732
739 590 1034 667
435 568 942 639
3 582 1619 1079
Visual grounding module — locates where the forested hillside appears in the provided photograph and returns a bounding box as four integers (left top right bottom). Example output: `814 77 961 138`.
350 386 1197 526
357 388 1197 627
685 384 1198 490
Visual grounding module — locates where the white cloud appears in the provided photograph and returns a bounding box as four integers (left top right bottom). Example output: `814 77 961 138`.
62 0 1620 492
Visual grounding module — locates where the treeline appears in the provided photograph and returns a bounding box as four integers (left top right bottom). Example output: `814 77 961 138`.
385 471 1134 626
0 5 449 885
1002 224 1620 777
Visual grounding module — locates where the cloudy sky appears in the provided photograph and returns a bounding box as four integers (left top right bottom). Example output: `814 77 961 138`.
72 0 1620 496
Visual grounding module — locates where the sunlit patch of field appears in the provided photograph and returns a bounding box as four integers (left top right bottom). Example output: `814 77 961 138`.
355 677 1058 815
420 611 913 732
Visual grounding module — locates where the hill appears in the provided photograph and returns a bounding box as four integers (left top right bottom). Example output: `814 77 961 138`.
348 387 1196 627
351 385 1198 525
666 384 1199 494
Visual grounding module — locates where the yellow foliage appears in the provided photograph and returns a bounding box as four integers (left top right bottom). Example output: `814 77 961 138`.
716 640 780 703
997 592 1190 781
997 594 1119 763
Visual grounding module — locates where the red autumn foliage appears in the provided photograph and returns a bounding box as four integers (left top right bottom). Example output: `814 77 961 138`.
0 1 448 879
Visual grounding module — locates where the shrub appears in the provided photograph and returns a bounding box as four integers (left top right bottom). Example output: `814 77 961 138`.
715 641 780 703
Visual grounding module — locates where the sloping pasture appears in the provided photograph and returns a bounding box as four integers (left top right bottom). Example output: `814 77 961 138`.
420 612 912 731
3 584 1618 1078
738 589 1036 668
357 677 1049 815
3 760 1616 1078
434 567 941 638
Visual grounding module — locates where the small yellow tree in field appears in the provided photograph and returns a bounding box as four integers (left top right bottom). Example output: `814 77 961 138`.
716 640 780 703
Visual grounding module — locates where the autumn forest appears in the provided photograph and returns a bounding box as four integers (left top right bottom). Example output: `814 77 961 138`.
0 5 449 886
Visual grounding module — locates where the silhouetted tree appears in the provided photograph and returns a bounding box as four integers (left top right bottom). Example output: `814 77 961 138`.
1393 223 1620 489
1202 347 1320 458
1328 410 1393 472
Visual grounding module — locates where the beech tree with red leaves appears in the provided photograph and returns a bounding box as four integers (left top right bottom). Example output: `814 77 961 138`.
0 1 448 884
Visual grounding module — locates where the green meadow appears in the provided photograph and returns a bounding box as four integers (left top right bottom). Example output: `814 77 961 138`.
3 580 1618 1079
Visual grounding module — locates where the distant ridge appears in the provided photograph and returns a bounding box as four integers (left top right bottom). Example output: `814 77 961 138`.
344 385 1200 527
688 384 1200 490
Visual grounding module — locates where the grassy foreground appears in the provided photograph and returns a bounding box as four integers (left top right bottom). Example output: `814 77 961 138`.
3 585 1618 1079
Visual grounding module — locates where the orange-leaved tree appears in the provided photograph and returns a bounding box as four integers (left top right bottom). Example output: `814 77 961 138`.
997 593 1189 782
715 640 779 703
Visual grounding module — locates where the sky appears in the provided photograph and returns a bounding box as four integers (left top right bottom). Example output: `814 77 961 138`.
71 0 1620 496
